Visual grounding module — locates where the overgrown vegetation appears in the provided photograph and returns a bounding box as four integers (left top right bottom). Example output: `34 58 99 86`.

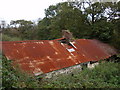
41 61 120 88
2 55 120 88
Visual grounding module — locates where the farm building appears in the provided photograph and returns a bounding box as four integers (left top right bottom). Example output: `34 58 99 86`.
0 38 117 76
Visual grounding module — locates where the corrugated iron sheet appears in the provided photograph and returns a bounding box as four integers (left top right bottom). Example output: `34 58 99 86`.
0 39 116 75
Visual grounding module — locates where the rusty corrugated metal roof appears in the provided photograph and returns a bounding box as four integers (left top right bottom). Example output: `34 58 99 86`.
1 39 116 75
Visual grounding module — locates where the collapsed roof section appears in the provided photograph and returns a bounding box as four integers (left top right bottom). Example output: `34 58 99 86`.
1 38 116 75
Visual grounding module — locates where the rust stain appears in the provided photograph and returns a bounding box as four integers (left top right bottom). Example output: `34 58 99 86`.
0 39 117 75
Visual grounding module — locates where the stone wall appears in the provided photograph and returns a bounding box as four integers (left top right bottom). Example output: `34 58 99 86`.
42 61 99 79
43 64 82 79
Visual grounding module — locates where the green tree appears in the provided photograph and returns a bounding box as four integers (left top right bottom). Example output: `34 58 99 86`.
37 18 52 40
10 20 34 39
39 2 88 39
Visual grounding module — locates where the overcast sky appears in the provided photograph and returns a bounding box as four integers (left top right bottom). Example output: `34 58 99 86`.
0 0 67 23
